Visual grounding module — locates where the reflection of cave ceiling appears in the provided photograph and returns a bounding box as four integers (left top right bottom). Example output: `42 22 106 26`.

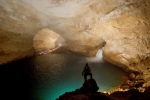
0 0 150 85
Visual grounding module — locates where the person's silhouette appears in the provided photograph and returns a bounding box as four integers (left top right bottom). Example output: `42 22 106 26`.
82 63 92 82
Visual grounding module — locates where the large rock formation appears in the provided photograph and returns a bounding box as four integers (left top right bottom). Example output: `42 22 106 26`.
0 0 150 87
33 28 66 54
56 79 150 100
56 79 115 100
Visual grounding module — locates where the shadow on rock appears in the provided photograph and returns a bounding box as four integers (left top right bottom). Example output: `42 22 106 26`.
56 79 116 100
56 78 150 100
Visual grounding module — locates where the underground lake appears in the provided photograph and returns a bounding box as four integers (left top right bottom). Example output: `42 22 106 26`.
0 50 127 100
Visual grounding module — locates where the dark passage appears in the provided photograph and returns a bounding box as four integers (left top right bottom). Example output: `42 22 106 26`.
0 58 35 100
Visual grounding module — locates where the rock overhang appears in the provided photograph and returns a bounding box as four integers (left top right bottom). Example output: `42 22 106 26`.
0 0 150 87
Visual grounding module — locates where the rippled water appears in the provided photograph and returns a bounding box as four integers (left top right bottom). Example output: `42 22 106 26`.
0 52 127 100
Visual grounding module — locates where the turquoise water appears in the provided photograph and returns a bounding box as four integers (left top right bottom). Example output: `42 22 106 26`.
0 52 127 100
31 53 126 100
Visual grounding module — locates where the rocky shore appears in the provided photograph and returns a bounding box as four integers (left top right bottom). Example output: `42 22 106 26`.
56 78 150 100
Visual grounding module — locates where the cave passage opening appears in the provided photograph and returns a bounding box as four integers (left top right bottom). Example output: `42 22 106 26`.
32 28 66 55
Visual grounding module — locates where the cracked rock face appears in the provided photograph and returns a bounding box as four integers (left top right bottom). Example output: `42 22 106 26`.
0 0 150 86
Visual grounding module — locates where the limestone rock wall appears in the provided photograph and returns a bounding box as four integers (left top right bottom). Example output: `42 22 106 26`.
0 0 42 64
90 0 150 71
33 28 65 54
0 28 35 64
0 0 150 87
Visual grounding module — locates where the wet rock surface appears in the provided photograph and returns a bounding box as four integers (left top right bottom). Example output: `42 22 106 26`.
110 87 150 100
56 78 150 100
56 79 115 100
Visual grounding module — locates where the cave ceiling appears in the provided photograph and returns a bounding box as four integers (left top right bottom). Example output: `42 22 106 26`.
0 0 150 83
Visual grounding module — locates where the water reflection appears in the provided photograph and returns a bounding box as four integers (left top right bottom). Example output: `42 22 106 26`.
32 53 126 100
0 53 127 100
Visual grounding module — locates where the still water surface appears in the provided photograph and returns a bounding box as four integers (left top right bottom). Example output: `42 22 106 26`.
0 52 127 100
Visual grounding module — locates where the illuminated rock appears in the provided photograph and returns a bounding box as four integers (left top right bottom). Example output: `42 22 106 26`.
0 0 150 87
33 28 65 54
